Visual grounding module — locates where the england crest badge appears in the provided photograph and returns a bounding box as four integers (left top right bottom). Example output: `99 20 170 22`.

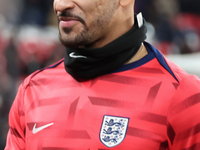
99 115 129 148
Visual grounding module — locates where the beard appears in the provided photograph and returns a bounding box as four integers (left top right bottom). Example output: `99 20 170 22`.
59 25 92 48
58 1 118 49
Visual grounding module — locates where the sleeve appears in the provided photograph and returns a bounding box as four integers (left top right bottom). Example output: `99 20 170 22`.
167 76 200 150
4 84 26 150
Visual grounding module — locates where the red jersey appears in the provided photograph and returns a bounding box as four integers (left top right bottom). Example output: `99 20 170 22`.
5 42 200 150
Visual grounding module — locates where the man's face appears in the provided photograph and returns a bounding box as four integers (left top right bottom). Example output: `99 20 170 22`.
54 0 118 48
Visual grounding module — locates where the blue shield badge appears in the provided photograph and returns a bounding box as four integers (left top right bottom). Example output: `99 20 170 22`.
100 115 129 148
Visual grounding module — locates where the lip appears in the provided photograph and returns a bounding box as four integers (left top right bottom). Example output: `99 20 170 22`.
59 17 79 28
60 20 78 28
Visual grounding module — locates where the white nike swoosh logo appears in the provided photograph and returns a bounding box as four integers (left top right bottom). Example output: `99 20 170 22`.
32 123 54 134
69 52 87 59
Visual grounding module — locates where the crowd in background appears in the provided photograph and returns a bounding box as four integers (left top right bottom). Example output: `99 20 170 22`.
0 0 200 148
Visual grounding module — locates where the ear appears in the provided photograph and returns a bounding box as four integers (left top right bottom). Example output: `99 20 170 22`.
119 0 135 7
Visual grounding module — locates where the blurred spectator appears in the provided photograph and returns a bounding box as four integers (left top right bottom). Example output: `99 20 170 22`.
20 0 54 26
135 0 200 54
0 0 22 25
175 0 200 54
178 0 200 15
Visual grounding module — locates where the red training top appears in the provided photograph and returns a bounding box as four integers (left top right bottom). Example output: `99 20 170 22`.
5 42 200 150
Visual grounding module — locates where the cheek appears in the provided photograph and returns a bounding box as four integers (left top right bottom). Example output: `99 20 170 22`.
95 1 103 7
84 3 103 23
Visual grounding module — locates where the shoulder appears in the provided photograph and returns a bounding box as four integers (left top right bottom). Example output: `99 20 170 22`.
160 48 200 97
145 42 200 105
166 57 200 89
163 56 200 115
165 58 200 149
22 59 65 89
145 42 200 85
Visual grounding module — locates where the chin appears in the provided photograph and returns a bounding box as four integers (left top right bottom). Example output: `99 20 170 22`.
59 35 84 48
59 28 91 48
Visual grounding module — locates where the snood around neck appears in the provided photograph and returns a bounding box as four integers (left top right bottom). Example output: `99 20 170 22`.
64 14 147 81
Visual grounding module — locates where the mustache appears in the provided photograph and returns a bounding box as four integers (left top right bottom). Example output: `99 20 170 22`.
57 11 86 26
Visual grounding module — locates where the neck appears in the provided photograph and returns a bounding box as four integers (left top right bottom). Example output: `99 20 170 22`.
64 13 147 81
125 44 148 64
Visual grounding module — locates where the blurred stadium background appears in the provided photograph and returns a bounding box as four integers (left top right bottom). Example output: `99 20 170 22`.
0 0 200 149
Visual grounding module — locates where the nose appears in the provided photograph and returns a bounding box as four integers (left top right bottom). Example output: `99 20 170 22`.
53 0 75 14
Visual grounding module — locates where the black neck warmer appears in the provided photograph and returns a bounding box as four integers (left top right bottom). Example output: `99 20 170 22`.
64 14 147 81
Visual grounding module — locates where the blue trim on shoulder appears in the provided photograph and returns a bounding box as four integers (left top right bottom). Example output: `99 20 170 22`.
144 42 179 82
113 42 179 83
32 59 64 78
113 43 155 73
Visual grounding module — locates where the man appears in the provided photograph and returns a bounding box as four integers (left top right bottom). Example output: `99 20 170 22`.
4 0 200 149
